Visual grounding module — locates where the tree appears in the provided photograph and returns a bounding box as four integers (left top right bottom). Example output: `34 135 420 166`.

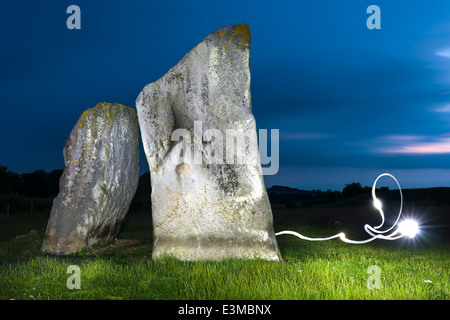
20 170 48 198
0 165 21 194
326 189 339 202
342 182 364 198
47 169 63 197
0 166 63 198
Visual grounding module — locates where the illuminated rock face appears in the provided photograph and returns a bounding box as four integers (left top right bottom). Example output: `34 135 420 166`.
136 24 281 261
41 103 140 255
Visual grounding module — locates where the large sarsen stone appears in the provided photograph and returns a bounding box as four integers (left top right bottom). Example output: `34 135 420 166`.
41 102 140 255
136 24 282 261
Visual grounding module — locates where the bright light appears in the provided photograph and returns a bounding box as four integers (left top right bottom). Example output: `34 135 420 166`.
398 220 419 238
373 198 382 210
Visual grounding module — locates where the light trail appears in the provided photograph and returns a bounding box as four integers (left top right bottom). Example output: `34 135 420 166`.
275 173 419 244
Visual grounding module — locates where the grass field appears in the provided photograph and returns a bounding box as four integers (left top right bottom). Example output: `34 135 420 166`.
0 207 449 300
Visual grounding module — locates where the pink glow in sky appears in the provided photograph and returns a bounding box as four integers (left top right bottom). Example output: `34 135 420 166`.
386 138 450 154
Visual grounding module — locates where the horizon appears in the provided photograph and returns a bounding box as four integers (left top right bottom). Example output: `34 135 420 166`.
3 164 446 193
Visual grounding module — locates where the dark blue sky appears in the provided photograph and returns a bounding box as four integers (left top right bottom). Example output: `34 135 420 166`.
1 0 450 191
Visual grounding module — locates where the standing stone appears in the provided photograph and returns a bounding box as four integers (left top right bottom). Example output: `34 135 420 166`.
136 24 282 261
41 102 140 255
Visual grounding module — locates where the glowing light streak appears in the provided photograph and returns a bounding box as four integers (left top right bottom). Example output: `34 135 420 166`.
275 173 419 244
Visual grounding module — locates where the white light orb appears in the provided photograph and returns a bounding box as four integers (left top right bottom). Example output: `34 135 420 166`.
398 219 419 238
373 198 382 211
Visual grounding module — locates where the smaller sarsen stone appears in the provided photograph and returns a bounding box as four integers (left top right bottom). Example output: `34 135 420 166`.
41 102 140 255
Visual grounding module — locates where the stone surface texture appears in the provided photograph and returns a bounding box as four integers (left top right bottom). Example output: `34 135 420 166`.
136 24 282 261
41 102 140 255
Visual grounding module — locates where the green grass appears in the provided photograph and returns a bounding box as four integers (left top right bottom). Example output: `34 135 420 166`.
0 211 449 300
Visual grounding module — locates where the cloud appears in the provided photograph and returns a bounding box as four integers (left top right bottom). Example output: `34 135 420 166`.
374 134 450 155
373 135 426 152
381 135 426 142
382 137 450 155
433 104 450 112
435 47 450 59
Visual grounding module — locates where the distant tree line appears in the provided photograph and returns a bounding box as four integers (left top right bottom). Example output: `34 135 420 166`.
0 166 62 198
267 185 341 206
2 164 393 211
0 165 153 199
267 182 389 207
2 164 382 201
341 182 388 198
0 165 153 215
